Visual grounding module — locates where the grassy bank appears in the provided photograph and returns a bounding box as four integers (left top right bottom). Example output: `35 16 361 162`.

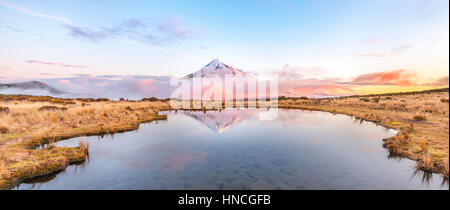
0 96 170 189
278 89 449 179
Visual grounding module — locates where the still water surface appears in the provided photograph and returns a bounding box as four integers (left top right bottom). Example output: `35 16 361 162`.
15 109 447 190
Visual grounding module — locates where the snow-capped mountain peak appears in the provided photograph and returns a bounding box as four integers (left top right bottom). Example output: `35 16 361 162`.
204 59 225 69
185 59 246 79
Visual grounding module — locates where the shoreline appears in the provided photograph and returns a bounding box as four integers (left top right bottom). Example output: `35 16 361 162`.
277 93 449 179
0 113 168 190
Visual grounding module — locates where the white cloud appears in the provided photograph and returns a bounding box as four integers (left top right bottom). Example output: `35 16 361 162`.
0 1 72 24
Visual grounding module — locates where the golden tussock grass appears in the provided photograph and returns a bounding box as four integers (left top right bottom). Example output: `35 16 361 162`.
0 97 170 189
416 152 433 172
78 141 89 158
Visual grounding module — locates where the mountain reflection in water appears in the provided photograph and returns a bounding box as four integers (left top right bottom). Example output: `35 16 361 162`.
15 109 448 190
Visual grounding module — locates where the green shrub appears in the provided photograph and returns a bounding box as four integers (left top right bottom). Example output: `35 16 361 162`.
141 97 159 102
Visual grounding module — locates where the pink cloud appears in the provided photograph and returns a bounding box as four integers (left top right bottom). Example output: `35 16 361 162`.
428 75 449 86
26 60 88 68
58 79 71 85
352 69 417 86
278 79 355 97
138 79 154 86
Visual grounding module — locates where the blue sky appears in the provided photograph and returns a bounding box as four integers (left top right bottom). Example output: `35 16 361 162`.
0 0 448 96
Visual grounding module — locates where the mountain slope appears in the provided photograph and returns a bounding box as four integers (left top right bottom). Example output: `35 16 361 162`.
0 81 65 95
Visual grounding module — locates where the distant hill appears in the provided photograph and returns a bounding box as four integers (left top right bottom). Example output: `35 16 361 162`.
0 81 65 95
341 87 449 98
277 87 449 100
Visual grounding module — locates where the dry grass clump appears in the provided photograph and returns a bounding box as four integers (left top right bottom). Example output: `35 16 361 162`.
0 106 9 113
406 123 414 133
443 159 449 180
441 98 449 103
359 98 370 102
0 149 7 163
416 153 434 172
79 141 89 158
413 115 426 121
38 106 68 112
417 140 428 152
0 96 170 189
371 97 380 103
50 98 76 105
0 126 9 134
383 130 410 157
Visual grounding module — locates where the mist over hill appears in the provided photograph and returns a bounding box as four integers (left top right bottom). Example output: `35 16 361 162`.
0 81 65 96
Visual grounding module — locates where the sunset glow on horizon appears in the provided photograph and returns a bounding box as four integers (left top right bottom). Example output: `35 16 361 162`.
0 0 448 98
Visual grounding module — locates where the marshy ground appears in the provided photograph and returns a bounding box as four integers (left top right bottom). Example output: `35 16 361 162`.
0 88 448 189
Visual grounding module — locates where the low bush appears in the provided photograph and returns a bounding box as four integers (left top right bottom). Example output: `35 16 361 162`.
359 98 370 102
413 115 426 121
0 106 9 114
0 126 9 134
38 106 68 111
141 97 159 102
372 98 380 103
